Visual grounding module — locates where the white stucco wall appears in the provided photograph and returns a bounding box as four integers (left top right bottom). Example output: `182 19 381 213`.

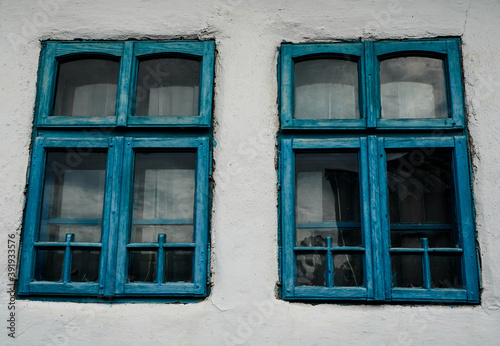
1 0 499 344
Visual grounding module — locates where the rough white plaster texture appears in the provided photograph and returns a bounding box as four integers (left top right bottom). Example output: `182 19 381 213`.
0 0 499 344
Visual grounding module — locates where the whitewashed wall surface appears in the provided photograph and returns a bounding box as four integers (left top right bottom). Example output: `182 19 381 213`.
1 0 500 344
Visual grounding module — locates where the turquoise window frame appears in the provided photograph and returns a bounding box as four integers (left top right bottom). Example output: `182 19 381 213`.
280 38 464 130
36 40 214 128
279 38 479 303
19 40 214 300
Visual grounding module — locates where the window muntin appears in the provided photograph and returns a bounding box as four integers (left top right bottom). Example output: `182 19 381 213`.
294 58 360 120
279 39 478 303
20 41 213 300
380 56 448 119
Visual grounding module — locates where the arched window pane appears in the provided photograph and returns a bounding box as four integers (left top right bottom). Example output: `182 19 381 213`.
294 59 359 119
53 59 119 116
380 56 448 119
135 58 200 116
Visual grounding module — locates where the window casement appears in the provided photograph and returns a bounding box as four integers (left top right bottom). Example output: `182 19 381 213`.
19 40 214 299
278 38 480 303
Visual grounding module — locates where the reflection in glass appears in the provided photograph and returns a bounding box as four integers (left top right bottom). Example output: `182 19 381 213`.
296 253 326 286
296 228 362 247
380 56 448 119
71 250 100 282
333 254 363 287
34 249 64 281
39 152 106 243
131 152 196 243
294 59 359 119
430 255 463 289
53 59 119 116
129 251 157 283
135 58 200 116
164 250 193 282
386 150 452 224
391 254 423 288
296 153 360 223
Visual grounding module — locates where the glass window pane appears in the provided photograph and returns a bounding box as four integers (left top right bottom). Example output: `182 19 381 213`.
296 228 362 247
430 255 463 289
131 225 194 243
391 230 457 248
296 253 326 286
129 251 157 283
71 250 100 282
391 254 423 288
39 151 106 243
386 149 453 224
294 59 359 119
131 152 196 244
164 250 193 283
135 58 200 116
34 249 64 281
53 59 119 116
295 153 360 224
380 56 448 119
333 254 363 287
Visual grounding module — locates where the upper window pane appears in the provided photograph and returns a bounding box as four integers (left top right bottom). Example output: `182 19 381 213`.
39 151 107 243
135 58 200 116
53 58 119 117
295 152 361 247
386 149 453 225
380 56 448 119
294 59 359 119
131 152 196 243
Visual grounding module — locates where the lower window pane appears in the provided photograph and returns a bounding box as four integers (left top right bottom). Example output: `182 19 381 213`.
333 254 364 287
164 250 193 282
34 249 64 281
430 255 463 289
129 251 157 283
386 150 452 224
391 254 423 288
296 253 326 286
71 250 100 282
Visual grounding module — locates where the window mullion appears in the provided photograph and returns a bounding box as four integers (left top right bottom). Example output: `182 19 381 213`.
102 136 125 297
359 137 374 299
116 42 134 127
364 41 377 129
368 135 387 301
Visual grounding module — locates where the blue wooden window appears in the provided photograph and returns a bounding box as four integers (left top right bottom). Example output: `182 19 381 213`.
280 39 464 130
279 39 479 303
19 41 214 299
